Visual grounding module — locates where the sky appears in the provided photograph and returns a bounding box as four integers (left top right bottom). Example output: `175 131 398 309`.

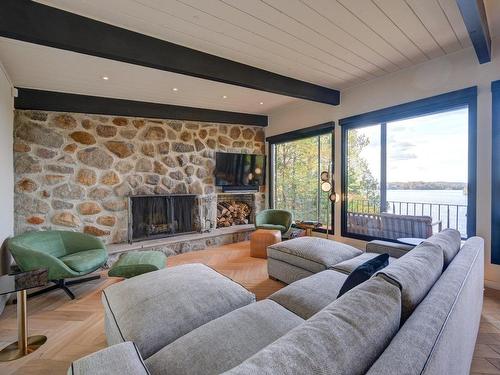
355 107 469 183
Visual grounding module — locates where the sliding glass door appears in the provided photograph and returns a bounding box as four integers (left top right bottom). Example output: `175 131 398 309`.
269 124 334 233
341 88 477 241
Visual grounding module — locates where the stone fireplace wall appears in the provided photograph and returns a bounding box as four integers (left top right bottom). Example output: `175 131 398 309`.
13 110 266 244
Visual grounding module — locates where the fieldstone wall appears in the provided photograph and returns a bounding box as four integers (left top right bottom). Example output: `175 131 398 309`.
13 110 266 244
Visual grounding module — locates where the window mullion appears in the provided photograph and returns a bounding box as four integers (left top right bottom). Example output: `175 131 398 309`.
380 123 387 214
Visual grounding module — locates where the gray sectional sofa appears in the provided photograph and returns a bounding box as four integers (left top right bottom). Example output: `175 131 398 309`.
69 229 484 375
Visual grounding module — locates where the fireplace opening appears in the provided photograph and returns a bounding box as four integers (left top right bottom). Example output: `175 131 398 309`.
128 194 197 242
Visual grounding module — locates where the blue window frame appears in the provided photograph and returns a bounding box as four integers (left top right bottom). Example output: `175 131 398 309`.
339 87 478 242
267 122 335 234
491 80 500 265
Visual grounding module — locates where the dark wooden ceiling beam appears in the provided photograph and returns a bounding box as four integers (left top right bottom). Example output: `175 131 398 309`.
0 0 340 105
14 88 268 127
456 0 491 64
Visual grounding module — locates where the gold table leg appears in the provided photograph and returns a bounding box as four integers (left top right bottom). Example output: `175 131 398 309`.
0 290 47 361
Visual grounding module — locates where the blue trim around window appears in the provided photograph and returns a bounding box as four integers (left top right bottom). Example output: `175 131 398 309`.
268 122 335 235
491 80 500 264
339 86 478 242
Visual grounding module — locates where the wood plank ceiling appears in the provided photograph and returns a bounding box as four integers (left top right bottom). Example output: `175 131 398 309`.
36 0 472 90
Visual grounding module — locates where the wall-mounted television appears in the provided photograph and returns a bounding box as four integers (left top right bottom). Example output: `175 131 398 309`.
215 152 266 191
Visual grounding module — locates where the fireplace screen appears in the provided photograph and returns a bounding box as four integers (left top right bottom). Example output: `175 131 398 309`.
128 195 197 242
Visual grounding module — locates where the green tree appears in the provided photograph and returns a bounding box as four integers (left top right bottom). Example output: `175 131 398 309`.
347 129 380 212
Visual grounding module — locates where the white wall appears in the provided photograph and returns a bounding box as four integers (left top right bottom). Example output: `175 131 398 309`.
0 60 14 313
267 38 500 289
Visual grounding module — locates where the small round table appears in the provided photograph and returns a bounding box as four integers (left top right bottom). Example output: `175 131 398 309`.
397 237 425 246
0 269 48 361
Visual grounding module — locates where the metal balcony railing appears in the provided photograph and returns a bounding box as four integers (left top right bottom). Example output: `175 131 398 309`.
348 199 468 237
275 197 468 237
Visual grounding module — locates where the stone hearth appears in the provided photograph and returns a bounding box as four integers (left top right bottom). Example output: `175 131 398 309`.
13 110 266 246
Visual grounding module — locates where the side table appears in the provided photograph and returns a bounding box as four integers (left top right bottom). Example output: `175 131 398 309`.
250 229 281 259
0 268 49 361
295 221 322 236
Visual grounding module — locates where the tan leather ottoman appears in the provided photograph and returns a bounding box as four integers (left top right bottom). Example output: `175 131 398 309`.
250 229 281 259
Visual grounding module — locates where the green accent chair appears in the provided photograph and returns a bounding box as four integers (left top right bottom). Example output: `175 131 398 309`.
255 209 293 235
8 230 108 299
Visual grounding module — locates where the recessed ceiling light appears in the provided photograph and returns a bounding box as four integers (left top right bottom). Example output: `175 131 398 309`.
259 102 264 105
102 76 109 80
172 87 179 92
222 95 227 99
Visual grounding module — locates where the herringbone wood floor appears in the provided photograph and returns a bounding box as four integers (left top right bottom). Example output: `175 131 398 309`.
0 241 497 374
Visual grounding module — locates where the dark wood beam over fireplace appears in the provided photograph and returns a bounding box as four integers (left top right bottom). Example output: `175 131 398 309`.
0 0 340 106
14 88 268 127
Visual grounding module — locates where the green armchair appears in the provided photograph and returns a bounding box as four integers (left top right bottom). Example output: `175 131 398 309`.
8 230 108 299
255 209 293 235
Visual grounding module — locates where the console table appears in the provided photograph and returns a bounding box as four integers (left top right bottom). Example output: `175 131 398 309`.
0 269 49 361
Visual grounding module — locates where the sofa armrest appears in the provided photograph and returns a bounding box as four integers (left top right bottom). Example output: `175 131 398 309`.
366 240 414 259
68 342 150 375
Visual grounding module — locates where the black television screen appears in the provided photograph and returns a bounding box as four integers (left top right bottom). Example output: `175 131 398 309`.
215 152 266 188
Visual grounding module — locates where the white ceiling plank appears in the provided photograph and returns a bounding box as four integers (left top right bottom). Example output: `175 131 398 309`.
438 0 473 48
373 0 444 59
337 0 428 64
405 0 462 54
119 0 344 86
485 0 500 39
214 0 379 78
155 0 370 80
248 0 389 76
0 37 296 114
136 0 364 83
301 0 407 71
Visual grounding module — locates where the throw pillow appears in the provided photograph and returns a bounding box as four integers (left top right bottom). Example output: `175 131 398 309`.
337 253 390 298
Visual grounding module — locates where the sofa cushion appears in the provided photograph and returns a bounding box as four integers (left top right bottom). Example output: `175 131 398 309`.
102 264 255 359
269 270 348 319
146 299 303 375
423 228 462 269
60 248 108 273
365 240 414 258
376 242 444 323
267 237 362 273
68 342 149 375
367 237 484 375
332 252 395 275
224 276 401 375
337 253 389 298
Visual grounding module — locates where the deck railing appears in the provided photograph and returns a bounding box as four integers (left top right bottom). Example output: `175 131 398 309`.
348 199 468 237
275 196 468 237
275 198 467 237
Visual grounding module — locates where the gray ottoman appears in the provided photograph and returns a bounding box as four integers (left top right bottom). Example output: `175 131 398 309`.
267 237 362 284
102 263 255 360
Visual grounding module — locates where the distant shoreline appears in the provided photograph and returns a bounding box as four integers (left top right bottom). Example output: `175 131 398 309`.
387 182 466 190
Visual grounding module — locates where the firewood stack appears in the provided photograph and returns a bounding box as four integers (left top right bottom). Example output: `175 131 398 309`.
217 200 252 228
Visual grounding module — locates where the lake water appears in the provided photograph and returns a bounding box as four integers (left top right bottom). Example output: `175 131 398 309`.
387 189 467 206
386 189 468 236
